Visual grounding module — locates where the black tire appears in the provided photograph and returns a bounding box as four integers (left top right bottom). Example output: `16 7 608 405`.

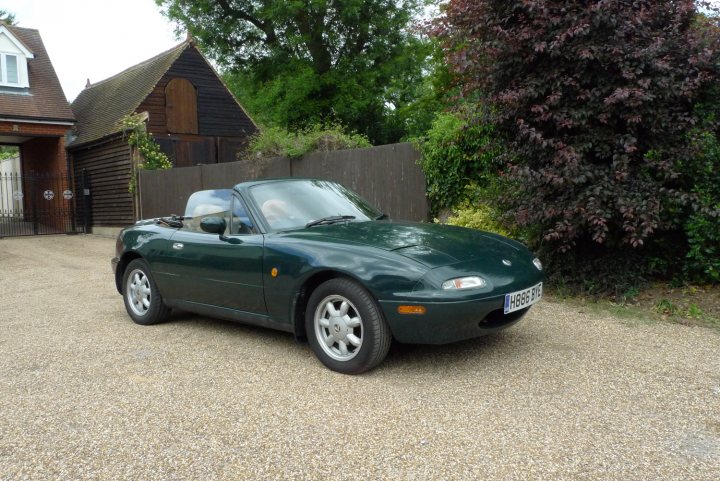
121 259 170 325
306 278 392 374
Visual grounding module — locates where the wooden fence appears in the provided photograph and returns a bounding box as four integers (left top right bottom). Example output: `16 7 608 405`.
138 142 428 221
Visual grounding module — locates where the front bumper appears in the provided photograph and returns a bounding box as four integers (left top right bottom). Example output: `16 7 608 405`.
111 257 121 294
380 295 530 344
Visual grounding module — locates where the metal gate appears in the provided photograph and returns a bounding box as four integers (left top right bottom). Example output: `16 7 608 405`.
0 171 79 237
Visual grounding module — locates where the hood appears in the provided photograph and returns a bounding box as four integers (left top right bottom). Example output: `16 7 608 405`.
280 221 529 268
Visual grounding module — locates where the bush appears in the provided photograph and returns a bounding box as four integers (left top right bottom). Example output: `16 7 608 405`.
686 213 720 282
436 0 720 291
414 111 501 215
247 122 371 159
684 131 720 282
445 202 510 237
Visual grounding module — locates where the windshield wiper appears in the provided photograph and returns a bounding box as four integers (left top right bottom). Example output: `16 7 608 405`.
305 215 356 228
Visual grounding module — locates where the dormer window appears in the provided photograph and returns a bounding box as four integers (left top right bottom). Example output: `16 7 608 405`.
0 25 33 88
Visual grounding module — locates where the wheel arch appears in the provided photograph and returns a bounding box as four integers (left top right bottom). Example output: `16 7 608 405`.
291 269 375 341
115 251 143 294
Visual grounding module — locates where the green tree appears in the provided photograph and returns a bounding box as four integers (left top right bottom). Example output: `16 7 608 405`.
156 0 432 144
389 38 455 140
0 146 19 161
0 9 16 24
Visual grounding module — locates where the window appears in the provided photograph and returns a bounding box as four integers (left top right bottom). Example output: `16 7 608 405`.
0 27 33 88
230 196 256 235
1 53 26 87
5 55 19 84
181 190 257 235
5 54 18 84
182 189 232 234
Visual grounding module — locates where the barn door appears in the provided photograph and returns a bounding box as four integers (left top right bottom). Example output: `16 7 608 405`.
165 78 198 134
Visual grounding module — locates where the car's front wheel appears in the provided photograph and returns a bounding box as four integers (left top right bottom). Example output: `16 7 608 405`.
306 278 392 374
122 259 170 325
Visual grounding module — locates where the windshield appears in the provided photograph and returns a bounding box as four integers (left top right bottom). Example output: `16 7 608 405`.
248 180 381 231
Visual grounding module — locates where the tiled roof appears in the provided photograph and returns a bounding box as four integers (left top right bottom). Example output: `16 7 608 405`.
0 24 75 123
70 42 189 147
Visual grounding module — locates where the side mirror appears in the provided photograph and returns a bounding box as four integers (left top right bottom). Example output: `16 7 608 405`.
200 216 227 235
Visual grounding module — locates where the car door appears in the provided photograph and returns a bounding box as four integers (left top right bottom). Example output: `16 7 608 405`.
164 193 267 315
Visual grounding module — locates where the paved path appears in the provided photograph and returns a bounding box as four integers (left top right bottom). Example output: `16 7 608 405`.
1 235 719 480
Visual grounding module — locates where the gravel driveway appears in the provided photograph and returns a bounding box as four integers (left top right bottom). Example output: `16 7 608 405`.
1 235 719 480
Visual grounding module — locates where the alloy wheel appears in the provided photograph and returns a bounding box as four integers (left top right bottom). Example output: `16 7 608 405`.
314 295 363 361
126 268 151 317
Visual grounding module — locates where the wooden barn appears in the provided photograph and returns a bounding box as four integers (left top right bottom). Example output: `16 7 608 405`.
67 39 258 234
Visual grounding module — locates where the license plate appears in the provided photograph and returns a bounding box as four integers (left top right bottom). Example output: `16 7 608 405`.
504 282 543 314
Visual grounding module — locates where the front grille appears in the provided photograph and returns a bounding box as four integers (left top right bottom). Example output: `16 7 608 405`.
480 307 529 328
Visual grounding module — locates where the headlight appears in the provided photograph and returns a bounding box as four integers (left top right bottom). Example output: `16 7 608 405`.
533 257 543 271
442 276 487 290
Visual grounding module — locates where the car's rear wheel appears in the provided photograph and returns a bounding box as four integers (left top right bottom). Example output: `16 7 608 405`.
306 278 392 374
122 259 170 325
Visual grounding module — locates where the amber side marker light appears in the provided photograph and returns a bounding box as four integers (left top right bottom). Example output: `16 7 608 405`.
398 305 426 315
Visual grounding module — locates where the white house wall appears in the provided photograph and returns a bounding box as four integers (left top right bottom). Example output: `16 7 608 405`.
0 33 23 54
0 155 22 215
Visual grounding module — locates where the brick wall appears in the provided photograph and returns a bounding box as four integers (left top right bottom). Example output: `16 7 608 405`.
22 137 66 173
0 121 71 173
0 121 71 138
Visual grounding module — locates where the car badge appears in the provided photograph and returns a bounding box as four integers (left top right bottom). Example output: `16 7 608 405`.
502 259 512 266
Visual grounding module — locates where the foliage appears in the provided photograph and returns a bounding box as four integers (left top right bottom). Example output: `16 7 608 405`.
414 111 501 215
445 203 510 237
119 114 173 193
436 0 720 290
157 0 434 144
0 10 16 25
389 38 457 140
683 130 720 282
247 122 370 159
0 146 19 161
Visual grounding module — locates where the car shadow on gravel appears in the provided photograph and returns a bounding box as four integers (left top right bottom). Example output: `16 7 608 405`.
379 326 539 375
161 310 531 373
166 310 300 344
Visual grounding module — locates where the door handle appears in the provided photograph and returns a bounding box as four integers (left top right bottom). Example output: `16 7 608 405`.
172 242 184 250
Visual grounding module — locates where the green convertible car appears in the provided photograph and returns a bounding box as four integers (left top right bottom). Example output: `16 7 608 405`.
112 178 543 374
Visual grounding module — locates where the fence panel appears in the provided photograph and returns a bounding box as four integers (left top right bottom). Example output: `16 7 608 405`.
293 143 426 221
200 157 292 190
139 142 427 222
139 166 203 219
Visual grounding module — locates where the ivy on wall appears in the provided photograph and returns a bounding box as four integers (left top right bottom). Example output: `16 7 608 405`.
119 113 173 193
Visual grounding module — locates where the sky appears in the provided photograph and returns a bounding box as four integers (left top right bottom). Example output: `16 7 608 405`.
4 0 181 102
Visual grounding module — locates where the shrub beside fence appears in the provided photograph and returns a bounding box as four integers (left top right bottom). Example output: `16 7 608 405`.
138 142 428 222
